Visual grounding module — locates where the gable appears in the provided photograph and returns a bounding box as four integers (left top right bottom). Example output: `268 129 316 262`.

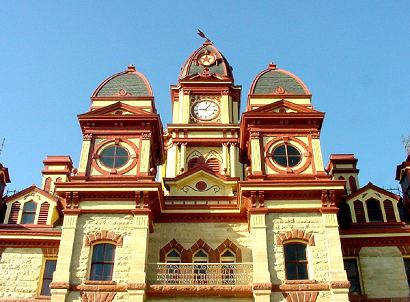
164 169 237 197
247 99 322 115
78 102 156 118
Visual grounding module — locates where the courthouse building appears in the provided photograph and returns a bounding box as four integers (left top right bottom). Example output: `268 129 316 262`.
1 39 410 302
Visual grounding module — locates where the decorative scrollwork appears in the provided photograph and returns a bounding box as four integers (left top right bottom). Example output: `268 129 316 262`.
181 184 221 193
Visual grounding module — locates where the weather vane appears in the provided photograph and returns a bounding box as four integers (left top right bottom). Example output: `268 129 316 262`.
0 138 5 157
197 29 212 43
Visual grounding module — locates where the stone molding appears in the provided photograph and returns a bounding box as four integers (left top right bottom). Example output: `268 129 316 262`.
329 281 350 289
146 284 252 297
127 283 146 290
83 230 123 247
42 247 59 257
283 291 319 302
272 281 329 292
49 282 70 289
252 282 272 290
276 229 315 246
81 292 116 302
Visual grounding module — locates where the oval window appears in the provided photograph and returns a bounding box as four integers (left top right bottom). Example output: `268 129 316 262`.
272 144 301 168
100 145 129 169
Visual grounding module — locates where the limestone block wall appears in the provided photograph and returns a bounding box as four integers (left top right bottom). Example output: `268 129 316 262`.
0 248 43 299
70 214 135 285
148 222 251 263
266 213 330 284
359 246 409 298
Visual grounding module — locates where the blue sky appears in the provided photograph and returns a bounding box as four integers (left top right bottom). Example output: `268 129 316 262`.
1 1 409 193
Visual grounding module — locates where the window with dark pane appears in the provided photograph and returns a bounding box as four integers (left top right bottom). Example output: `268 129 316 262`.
272 144 301 168
100 145 129 169
90 244 115 281
344 259 362 294
367 199 383 222
40 260 57 296
404 258 410 288
21 201 37 224
193 249 208 284
284 243 308 280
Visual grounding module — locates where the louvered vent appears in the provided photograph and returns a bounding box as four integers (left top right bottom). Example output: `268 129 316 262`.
8 202 20 224
38 202 50 225
353 200 366 223
383 200 396 222
206 158 221 174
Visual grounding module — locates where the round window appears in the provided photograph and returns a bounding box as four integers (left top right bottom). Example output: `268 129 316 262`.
99 145 129 169
272 144 301 168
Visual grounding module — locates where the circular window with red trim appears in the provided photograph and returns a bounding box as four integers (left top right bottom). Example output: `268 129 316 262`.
100 145 130 169
272 144 301 168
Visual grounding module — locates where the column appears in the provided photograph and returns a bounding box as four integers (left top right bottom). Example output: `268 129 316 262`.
77 133 92 176
229 143 237 177
249 210 271 302
250 132 262 175
50 212 79 302
180 143 187 173
222 143 229 175
127 212 150 302
140 133 151 175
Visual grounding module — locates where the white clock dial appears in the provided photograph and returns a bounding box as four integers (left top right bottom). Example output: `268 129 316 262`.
192 100 219 121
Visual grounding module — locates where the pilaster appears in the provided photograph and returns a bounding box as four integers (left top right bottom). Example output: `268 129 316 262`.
322 213 350 302
180 143 187 173
222 143 229 175
139 134 151 174
250 210 271 302
250 132 262 175
50 212 79 302
77 134 92 176
127 212 150 302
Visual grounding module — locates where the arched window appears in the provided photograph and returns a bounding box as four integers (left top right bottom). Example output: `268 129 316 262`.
367 199 383 222
90 243 116 281
193 249 208 284
166 249 181 263
220 249 236 263
284 243 308 280
21 201 37 224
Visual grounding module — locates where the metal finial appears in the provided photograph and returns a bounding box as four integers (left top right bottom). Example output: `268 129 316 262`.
197 29 212 43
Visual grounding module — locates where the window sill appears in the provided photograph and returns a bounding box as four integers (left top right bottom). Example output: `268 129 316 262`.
84 280 116 285
35 295 51 300
284 279 316 284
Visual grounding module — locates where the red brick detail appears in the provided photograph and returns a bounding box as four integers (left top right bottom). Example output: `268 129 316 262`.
215 239 242 262
83 230 123 247
8 202 20 224
354 200 366 223
329 281 350 289
283 291 319 302
81 292 116 302
44 177 52 193
348 297 410 302
146 284 252 297
38 202 50 225
276 229 315 246
42 247 59 257
383 200 396 222
189 239 218 262
159 239 188 262
398 246 410 255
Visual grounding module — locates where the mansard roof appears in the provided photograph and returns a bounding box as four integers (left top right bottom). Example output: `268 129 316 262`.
91 65 153 98
249 63 310 96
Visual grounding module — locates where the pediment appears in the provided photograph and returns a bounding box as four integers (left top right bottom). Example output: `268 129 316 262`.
346 182 400 202
181 72 231 82
5 185 58 204
78 102 156 118
248 100 322 114
164 167 238 197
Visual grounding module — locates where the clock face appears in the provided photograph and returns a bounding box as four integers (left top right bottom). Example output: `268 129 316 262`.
192 100 220 121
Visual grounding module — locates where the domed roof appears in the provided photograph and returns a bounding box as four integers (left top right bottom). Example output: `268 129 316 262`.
249 63 310 95
179 41 234 81
92 65 153 97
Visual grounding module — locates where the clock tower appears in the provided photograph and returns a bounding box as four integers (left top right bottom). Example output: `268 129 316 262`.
162 41 242 184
